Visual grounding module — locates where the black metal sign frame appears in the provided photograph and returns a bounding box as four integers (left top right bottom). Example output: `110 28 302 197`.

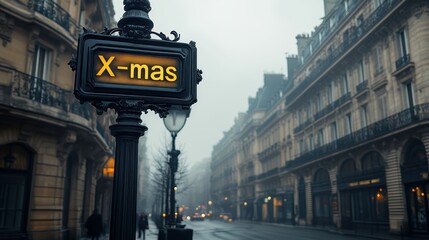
74 32 197 106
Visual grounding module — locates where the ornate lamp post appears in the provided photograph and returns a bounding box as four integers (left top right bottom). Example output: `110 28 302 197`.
163 106 190 226
69 0 201 238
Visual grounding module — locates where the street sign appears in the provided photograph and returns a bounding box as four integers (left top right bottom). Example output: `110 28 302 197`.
74 33 197 106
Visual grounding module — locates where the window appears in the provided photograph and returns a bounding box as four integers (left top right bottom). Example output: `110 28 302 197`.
397 28 409 58
309 134 314 151
330 122 338 142
403 82 415 109
297 110 303 125
345 113 353 134
374 45 384 74
315 94 322 113
344 0 349 13
327 83 333 104
342 74 349 95
318 128 324 146
299 139 305 154
360 104 369 127
373 0 385 8
377 93 388 119
31 44 51 80
358 59 366 83
307 102 313 119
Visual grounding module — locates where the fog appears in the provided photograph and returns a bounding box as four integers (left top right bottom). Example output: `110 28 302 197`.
112 0 324 165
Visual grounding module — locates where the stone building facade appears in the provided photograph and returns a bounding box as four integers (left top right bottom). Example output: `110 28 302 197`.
211 0 429 236
0 0 116 239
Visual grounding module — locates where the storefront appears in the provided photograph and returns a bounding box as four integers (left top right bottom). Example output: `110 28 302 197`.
338 152 389 233
312 168 332 226
402 140 429 233
276 191 294 224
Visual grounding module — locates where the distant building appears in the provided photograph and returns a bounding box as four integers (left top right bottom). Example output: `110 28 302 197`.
180 158 211 216
211 0 429 237
0 0 116 239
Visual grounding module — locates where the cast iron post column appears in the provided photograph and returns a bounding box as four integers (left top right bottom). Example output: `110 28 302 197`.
107 1 153 239
109 110 147 239
168 133 180 225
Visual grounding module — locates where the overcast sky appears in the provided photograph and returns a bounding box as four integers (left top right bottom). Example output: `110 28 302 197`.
112 0 325 166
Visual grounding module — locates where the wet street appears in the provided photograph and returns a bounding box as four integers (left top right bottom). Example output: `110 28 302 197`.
179 220 376 240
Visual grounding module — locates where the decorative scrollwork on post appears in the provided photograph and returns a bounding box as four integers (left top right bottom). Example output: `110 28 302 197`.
92 100 169 118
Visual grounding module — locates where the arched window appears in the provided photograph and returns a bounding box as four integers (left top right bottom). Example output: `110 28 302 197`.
339 159 356 177
314 168 330 183
404 140 427 167
361 151 383 173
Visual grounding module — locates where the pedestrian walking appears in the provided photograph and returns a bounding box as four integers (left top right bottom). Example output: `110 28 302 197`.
85 209 103 240
138 212 149 240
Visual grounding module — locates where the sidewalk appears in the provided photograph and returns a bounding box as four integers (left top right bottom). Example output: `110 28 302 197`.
80 219 159 240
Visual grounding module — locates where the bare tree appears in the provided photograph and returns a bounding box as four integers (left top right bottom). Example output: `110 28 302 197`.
149 135 191 227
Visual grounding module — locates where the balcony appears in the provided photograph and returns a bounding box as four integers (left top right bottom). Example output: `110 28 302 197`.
294 118 313 134
356 80 368 94
313 92 351 121
256 167 280 181
395 54 411 70
3 68 114 149
27 0 79 40
286 103 429 170
286 0 401 105
257 142 280 160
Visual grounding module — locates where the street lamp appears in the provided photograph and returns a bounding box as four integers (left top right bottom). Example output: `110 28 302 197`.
163 106 190 226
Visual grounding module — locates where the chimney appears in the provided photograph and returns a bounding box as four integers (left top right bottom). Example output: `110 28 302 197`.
286 55 299 79
296 34 310 58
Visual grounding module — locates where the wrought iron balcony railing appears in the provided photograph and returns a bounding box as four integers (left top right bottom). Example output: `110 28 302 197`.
295 93 351 133
10 69 114 148
314 92 351 121
28 0 79 40
356 80 368 94
257 142 280 160
395 54 411 70
286 103 429 169
286 0 401 104
256 167 279 181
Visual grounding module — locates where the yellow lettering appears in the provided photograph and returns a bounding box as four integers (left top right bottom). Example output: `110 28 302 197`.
130 64 149 79
150 65 164 81
165 66 177 82
96 55 115 77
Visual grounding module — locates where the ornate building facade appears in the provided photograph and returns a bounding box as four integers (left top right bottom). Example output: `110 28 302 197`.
0 0 115 239
211 0 429 237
